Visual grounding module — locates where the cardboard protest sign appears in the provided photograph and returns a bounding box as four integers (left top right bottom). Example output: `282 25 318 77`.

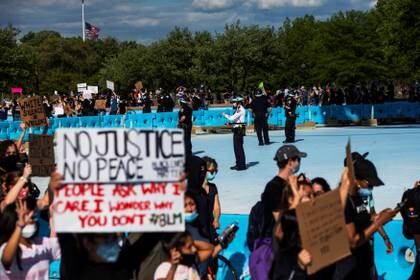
56 128 185 184
29 134 55 176
346 139 356 192
94 99 107 110
18 96 47 127
135 80 143 90
52 182 184 232
296 190 351 275
106 80 114 91
87 86 98 94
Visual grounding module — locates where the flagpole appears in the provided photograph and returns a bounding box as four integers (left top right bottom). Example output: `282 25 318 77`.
82 0 85 42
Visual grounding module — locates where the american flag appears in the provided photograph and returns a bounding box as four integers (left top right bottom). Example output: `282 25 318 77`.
85 22 100 40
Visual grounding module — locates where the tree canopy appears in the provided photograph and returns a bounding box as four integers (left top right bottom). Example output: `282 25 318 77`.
1 0 418 96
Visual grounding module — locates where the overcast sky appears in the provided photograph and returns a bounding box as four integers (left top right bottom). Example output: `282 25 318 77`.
0 0 377 44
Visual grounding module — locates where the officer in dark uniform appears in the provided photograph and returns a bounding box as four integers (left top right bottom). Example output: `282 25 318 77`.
284 90 297 143
178 97 193 157
250 88 271 146
163 92 175 112
222 96 246 171
140 92 153 113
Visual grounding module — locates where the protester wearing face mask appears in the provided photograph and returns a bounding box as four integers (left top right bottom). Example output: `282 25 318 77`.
334 152 398 280
184 192 232 278
1 166 32 212
0 200 60 280
262 145 307 224
270 176 311 280
40 172 165 280
154 232 200 280
201 156 221 240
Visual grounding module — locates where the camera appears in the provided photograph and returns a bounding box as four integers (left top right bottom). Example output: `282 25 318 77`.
216 222 239 249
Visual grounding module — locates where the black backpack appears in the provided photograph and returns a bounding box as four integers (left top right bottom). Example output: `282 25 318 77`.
400 187 420 239
247 201 272 251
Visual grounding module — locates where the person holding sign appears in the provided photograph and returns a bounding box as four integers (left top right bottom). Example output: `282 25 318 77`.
334 152 399 280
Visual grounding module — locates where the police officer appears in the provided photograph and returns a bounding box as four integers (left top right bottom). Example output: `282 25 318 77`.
250 88 271 146
222 96 246 171
284 90 297 143
140 91 153 113
178 97 193 157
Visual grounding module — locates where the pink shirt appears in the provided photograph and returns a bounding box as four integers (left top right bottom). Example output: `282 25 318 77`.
0 237 61 280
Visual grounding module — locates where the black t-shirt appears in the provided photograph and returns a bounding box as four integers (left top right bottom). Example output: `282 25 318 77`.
118 101 127 114
178 105 193 126
251 95 271 116
262 176 288 214
261 176 288 235
285 96 297 118
341 195 374 279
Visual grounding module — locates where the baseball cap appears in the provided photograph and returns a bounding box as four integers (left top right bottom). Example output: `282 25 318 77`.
274 145 307 162
344 152 384 186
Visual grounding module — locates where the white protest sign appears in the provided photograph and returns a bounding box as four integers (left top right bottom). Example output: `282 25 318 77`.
106 80 114 91
56 128 185 184
77 83 87 93
52 183 185 232
87 86 98 94
82 89 92 99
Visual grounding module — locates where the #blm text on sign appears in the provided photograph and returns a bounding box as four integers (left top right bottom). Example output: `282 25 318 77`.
55 128 185 184
29 134 55 177
18 96 47 127
52 182 185 232
296 189 351 275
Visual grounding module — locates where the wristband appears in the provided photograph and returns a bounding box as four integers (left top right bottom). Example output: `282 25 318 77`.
16 223 25 229
20 176 28 183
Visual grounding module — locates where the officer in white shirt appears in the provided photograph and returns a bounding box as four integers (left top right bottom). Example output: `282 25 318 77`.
222 96 247 171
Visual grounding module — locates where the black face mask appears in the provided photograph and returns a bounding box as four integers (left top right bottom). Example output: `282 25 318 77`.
180 253 196 267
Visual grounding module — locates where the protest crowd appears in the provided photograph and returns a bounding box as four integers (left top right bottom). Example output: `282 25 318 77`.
1 80 420 121
0 99 419 280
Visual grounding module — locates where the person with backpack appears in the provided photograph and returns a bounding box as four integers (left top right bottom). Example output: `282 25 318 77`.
400 180 420 280
247 145 307 280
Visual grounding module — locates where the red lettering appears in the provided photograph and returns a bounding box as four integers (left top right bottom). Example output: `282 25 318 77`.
63 184 104 197
79 215 108 228
172 183 181 195
154 201 173 210
141 182 167 195
93 199 104 213
112 184 136 198
62 200 90 212
108 200 151 212
112 214 145 226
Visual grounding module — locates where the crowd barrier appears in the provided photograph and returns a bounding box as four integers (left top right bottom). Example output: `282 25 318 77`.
1 102 419 140
47 215 415 279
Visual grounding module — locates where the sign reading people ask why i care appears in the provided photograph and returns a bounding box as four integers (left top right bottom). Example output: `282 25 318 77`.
53 128 186 233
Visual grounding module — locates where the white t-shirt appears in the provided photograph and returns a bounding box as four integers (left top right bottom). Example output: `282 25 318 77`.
0 237 61 280
154 262 200 280
53 104 64 116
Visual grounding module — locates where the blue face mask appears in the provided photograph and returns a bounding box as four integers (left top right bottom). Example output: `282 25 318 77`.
96 241 122 263
206 172 217 182
185 211 199 223
358 188 373 197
